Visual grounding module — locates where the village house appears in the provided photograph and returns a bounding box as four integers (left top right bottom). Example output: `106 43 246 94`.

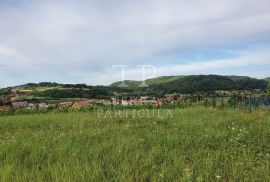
114 96 168 106
177 95 189 101
121 98 129 106
145 98 154 105
191 93 203 101
71 101 91 109
111 97 120 105
111 95 206 106
39 103 49 110
225 91 235 97
127 97 134 105
153 97 163 105
0 97 9 103
0 105 12 111
253 89 263 94
10 97 19 102
58 102 73 109
129 98 141 105
134 98 142 105
140 96 149 104
27 103 36 110
11 101 28 109
221 90 235 96
165 94 177 103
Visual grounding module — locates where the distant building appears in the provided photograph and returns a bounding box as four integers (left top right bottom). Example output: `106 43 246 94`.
0 97 9 103
177 95 188 101
58 102 73 109
145 99 154 105
140 96 149 104
153 98 163 105
0 105 12 111
10 97 19 102
28 103 36 110
11 101 28 109
121 98 129 106
39 103 49 110
71 101 91 109
129 97 139 105
111 97 120 105
165 94 177 102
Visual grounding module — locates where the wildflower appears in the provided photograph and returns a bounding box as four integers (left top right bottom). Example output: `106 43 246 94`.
216 175 221 179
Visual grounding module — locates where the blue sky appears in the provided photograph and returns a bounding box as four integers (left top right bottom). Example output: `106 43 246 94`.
0 0 270 87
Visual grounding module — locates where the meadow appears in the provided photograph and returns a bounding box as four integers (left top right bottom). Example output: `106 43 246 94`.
0 107 270 181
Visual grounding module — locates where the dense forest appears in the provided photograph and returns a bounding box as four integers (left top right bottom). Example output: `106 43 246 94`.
149 75 267 94
110 75 268 97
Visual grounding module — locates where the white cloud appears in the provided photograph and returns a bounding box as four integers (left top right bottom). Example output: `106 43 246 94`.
90 48 270 85
158 48 270 75
0 0 270 87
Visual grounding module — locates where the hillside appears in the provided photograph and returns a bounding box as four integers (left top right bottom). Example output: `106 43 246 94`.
0 75 268 102
152 75 267 94
110 76 184 87
0 83 113 102
110 80 141 88
110 75 268 95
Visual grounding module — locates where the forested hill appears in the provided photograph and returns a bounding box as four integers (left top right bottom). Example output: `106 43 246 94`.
146 75 267 94
110 75 267 91
0 75 268 100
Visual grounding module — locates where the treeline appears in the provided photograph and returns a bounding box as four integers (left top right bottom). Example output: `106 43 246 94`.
33 86 134 99
34 87 106 99
23 82 89 88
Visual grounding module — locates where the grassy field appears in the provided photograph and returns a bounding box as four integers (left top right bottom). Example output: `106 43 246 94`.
0 108 270 181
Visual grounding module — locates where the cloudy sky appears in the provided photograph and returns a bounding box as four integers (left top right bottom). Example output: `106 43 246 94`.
0 0 270 87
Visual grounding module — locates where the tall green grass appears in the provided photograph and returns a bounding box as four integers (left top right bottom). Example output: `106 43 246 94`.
0 107 270 181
